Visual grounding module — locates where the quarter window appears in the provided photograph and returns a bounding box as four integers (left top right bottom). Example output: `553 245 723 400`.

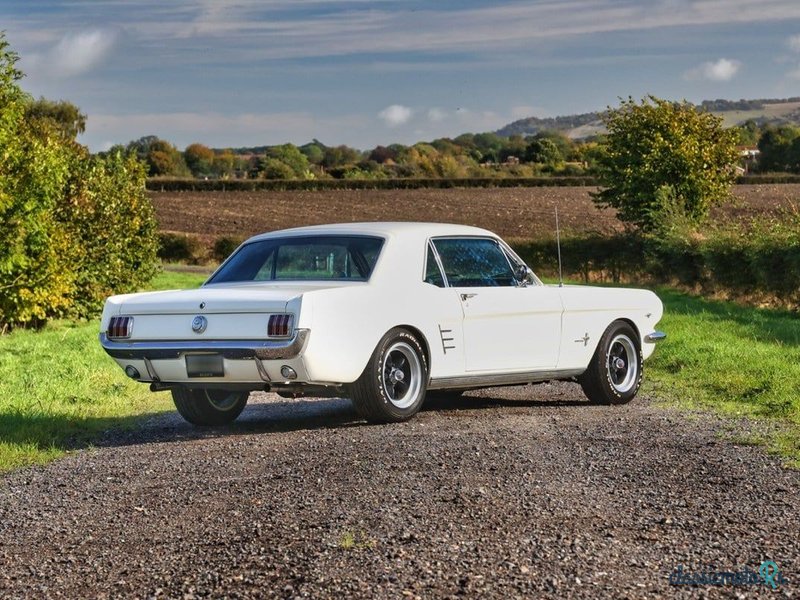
432 238 516 287
424 244 446 287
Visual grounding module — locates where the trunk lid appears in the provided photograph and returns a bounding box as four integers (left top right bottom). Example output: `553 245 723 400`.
117 282 345 315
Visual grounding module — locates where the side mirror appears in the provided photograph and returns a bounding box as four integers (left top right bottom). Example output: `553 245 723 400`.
515 265 532 287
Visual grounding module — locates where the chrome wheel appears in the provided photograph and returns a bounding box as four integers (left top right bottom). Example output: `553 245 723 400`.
607 334 638 394
204 390 244 412
381 341 423 409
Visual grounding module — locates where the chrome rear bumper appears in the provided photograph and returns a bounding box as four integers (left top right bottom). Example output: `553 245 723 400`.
99 329 309 361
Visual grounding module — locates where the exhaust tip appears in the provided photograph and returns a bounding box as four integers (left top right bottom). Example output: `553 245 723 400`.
124 365 141 380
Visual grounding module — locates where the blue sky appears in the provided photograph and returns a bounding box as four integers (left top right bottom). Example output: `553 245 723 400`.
4 0 800 151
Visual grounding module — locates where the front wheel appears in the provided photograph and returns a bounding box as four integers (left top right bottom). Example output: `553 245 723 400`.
350 328 428 423
579 321 643 405
172 388 249 426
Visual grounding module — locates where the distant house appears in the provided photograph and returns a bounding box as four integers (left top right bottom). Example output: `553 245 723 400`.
736 146 760 174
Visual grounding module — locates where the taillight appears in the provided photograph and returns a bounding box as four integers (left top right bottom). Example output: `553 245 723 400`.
107 316 134 339
267 314 293 337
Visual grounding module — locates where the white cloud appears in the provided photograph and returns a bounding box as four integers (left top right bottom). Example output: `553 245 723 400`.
48 29 119 78
788 34 800 52
378 104 412 127
683 58 741 82
427 108 447 122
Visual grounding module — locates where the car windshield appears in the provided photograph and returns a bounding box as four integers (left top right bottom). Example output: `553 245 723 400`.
207 235 385 283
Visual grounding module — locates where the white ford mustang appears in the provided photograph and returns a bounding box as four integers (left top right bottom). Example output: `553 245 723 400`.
100 222 665 425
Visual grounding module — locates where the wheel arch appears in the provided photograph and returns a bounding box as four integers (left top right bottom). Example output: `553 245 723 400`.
394 324 431 371
616 317 641 346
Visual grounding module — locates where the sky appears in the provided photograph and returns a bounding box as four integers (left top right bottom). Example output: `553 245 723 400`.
3 0 800 151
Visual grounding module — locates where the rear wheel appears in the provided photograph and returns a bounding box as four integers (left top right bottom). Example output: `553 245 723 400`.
579 320 642 405
172 388 249 426
351 328 428 423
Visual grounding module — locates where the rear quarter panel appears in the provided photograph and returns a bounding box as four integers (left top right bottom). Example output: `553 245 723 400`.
297 282 465 384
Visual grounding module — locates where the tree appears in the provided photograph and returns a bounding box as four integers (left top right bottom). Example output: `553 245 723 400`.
757 125 800 172
211 149 238 178
321 144 361 169
25 97 86 140
0 38 74 325
299 140 325 165
264 143 309 178
126 136 189 177
261 158 295 180
593 96 739 231
524 137 563 167
0 34 158 328
184 142 215 177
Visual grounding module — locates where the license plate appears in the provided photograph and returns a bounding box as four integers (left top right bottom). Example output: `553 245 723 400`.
185 354 224 377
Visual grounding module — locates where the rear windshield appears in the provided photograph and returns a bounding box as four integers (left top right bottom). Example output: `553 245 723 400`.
207 235 385 284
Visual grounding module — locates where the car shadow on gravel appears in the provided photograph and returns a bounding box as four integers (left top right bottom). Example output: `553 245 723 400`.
97 397 364 448
423 394 589 413
98 385 593 450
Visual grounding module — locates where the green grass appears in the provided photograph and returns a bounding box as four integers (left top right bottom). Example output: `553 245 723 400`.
645 288 800 464
0 267 208 473
2 266 798 471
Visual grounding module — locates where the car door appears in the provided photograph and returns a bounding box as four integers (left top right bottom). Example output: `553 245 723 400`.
431 237 563 372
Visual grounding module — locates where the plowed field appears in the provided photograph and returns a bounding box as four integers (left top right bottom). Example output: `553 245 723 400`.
151 184 800 244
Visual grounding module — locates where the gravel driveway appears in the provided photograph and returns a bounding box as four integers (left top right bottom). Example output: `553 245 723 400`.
1 383 797 599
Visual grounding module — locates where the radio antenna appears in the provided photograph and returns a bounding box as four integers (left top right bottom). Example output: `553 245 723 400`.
555 206 563 287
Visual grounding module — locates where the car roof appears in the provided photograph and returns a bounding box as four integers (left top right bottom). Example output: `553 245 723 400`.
246 222 497 242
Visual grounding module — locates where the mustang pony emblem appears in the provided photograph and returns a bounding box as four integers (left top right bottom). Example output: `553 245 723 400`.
191 315 208 334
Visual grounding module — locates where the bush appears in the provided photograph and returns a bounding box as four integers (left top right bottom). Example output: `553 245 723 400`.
213 236 244 262
0 35 160 329
594 96 739 231
158 233 203 264
59 152 160 318
511 219 800 306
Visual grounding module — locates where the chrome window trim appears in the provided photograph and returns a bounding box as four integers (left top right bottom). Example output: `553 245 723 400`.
424 239 449 288
205 234 387 286
496 239 543 287
430 235 524 288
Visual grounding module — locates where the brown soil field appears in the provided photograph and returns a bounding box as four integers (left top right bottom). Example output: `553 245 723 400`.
151 184 800 244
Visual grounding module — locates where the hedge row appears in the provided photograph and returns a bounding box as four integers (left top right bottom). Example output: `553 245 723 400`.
146 174 800 192
512 231 800 303
159 229 800 305
146 176 598 192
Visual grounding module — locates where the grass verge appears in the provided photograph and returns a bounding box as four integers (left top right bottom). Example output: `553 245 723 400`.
0 267 208 473
2 267 797 471
645 288 800 465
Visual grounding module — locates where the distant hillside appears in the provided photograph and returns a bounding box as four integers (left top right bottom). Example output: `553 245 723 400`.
496 97 800 139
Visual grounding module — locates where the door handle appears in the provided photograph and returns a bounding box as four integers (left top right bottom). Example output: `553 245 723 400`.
460 293 477 301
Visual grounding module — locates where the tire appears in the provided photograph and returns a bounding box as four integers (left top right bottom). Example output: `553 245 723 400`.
579 320 642 405
350 328 429 423
172 388 249 426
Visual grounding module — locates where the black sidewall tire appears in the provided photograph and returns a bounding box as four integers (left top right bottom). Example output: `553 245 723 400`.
172 388 249 426
580 321 643 405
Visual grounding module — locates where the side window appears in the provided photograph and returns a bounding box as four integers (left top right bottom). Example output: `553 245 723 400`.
424 244 446 287
433 238 516 287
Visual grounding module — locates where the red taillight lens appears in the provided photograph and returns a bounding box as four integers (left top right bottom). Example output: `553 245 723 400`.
267 314 293 337
107 316 134 339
